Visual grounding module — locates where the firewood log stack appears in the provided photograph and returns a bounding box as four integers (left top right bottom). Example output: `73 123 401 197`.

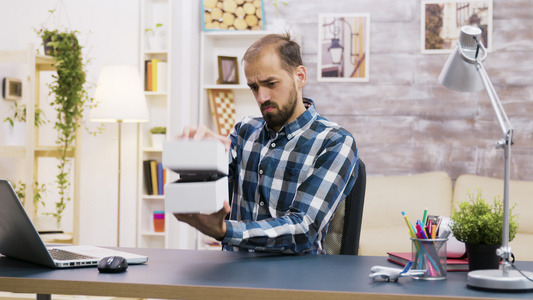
203 0 263 30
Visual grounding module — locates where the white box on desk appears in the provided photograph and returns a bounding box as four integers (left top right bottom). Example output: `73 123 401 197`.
164 176 228 214
162 139 228 175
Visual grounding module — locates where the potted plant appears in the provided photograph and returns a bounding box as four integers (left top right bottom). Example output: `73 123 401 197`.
2 102 47 146
268 0 289 33
145 23 164 51
449 189 519 270
36 25 95 228
149 126 166 149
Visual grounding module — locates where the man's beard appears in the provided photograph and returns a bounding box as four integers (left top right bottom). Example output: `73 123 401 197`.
260 85 298 130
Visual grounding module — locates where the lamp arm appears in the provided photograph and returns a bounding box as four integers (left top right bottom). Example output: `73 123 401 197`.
474 60 513 140
474 59 514 271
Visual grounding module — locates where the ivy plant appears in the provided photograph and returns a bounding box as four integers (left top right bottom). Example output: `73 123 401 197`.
3 101 47 127
13 180 47 217
37 27 95 226
450 189 518 245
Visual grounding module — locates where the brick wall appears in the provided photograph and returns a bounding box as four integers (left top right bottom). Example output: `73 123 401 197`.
265 0 533 180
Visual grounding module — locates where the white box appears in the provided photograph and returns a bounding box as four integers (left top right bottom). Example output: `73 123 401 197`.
162 140 228 175
164 176 228 214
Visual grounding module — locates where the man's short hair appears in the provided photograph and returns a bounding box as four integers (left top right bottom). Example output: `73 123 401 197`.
243 32 302 75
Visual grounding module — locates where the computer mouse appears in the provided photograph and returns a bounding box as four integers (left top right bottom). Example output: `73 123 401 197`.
97 256 128 273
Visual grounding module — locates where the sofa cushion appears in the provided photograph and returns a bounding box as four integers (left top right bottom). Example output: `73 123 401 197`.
359 171 452 256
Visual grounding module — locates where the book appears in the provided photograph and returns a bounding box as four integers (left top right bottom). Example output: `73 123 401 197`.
387 252 469 272
143 160 153 195
151 58 161 91
156 61 167 92
145 60 152 91
150 160 159 195
157 162 164 195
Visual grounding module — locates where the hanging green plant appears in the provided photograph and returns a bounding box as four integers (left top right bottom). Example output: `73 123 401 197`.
37 27 93 227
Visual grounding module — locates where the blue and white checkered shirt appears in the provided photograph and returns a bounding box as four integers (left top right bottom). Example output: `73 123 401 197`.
221 98 359 254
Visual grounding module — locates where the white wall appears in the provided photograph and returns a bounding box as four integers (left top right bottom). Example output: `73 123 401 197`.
0 0 141 247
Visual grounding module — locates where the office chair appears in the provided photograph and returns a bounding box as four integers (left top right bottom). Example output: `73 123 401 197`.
324 159 366 255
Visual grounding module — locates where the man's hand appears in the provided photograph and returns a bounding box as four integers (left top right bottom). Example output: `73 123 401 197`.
174 201 231 241
180 124 231 151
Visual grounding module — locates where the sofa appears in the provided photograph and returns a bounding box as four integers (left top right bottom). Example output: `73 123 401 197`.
359 172 533 261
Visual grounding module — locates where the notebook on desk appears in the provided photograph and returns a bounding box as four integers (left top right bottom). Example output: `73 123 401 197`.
0 179 148 268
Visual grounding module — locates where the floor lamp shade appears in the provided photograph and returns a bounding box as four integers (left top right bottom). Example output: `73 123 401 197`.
91 65 149 122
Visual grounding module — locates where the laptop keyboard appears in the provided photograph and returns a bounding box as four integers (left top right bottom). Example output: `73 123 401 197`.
49 248 97 261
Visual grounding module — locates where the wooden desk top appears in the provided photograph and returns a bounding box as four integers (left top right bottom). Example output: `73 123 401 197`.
1 247 533 300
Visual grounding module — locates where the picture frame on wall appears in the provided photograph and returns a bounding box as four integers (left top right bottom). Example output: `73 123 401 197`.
2 77 22 101
201 0 265 31
217 56 239 85
317 13 371 82
421 0 493 54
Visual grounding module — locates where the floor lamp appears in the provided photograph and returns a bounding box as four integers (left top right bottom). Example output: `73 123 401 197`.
439 26 533 291
90 65 149 246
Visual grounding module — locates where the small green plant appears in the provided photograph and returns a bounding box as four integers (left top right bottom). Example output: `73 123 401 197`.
450 189 518 245
145 23 163 36
13 180 47 217
3 102 47 127
268 0 288 18
149 126 166 134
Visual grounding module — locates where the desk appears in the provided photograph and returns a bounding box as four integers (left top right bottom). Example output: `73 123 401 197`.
1 248 532 300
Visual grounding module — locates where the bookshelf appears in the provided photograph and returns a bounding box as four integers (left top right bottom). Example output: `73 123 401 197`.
196 30 268 250
137 0 174 248
0 44 81 244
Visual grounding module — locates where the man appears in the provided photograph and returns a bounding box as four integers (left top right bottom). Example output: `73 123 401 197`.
176 33 359 254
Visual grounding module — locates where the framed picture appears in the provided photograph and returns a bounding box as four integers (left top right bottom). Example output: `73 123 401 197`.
318 14 371 82
2 77 22 101
201 0 265 31
217 56 239 85
207 89 236 136
421 0 493 54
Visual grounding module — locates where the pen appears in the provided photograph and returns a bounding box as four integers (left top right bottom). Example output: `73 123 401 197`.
422 207 428 226
401 211 417 238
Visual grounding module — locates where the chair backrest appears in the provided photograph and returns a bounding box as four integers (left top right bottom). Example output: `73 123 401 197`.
325 159 367 255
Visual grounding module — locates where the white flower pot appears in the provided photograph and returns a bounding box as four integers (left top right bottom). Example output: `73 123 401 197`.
149 36 164 51
151 134 166 150
1 121 26 146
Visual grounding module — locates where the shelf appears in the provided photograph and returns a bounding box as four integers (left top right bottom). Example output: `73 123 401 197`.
0 146 25 158
144 91 168 96
137 0 172 249
141 231 165 237
202 84 250 90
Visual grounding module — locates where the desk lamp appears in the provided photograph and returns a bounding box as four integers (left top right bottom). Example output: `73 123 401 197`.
439 26 533 291
91 65 149 246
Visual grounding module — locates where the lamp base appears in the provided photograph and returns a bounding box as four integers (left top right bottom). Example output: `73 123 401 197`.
467 269 533 291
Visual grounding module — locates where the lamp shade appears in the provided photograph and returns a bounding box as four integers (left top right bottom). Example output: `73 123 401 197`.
438 26 486 93
91 65 149 122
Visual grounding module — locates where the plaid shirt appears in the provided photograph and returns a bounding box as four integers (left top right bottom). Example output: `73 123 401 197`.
221 98 359 254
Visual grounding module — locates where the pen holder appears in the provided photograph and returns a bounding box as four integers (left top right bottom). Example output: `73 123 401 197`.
153 210 165 232
410 238 448 280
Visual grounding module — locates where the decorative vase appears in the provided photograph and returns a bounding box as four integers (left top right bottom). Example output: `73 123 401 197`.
1 121 26 146
149 36 164 51
466 243 500 271
151 134 166 150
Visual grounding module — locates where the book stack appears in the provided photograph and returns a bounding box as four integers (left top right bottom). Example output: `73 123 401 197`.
387 252 469 272
143 160 166 195
144 59 168 92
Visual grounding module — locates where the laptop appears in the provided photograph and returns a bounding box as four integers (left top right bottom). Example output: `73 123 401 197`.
0 179 148 268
